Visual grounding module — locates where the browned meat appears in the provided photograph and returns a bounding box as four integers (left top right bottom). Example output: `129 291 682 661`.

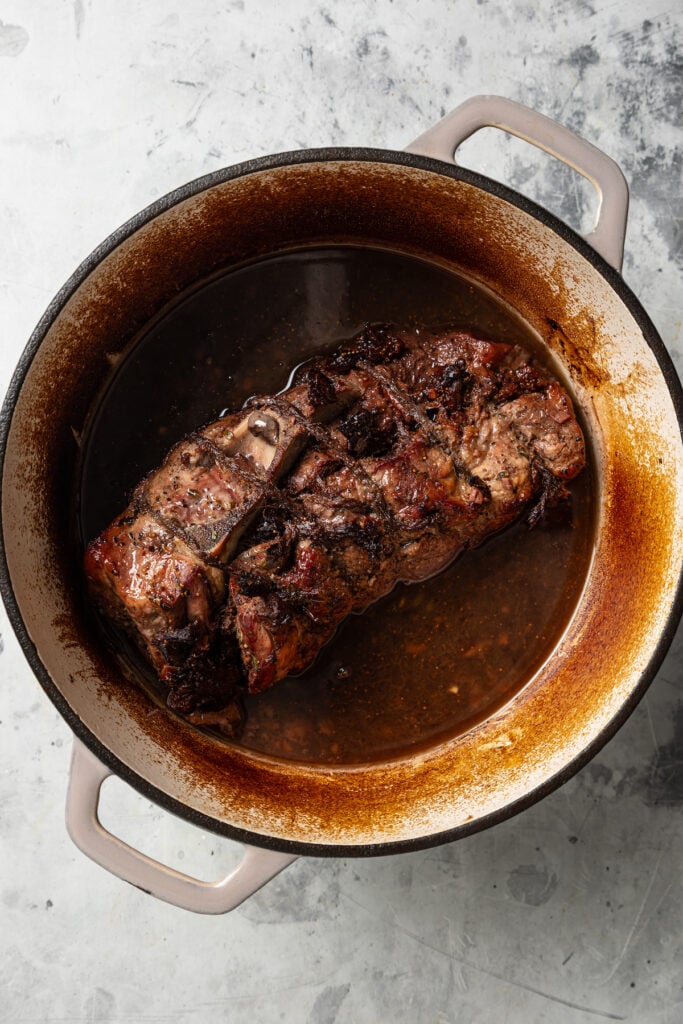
83 509 224 677
134 439 265 563
84 323 586 722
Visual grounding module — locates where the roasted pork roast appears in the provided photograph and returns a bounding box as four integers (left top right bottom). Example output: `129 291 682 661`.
84 324 586 727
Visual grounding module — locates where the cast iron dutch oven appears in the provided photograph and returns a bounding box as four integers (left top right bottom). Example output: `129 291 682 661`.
2 97 682 913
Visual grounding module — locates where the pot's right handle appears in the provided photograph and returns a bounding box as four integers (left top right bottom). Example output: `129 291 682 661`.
405 95 629 272
66 738 297 914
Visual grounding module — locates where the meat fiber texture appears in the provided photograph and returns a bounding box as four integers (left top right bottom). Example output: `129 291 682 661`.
84 324 586 725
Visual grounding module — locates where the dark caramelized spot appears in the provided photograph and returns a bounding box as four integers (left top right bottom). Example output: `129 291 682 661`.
330 323 406 373
153 621 200 667
293 362 336 408
526 464 571 528
419 360 471 415
338 408 398 458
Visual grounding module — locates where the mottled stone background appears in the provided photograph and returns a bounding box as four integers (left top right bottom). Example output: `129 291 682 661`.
0 1 681 1022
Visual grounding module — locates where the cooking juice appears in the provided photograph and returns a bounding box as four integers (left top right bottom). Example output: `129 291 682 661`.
78 245 595 764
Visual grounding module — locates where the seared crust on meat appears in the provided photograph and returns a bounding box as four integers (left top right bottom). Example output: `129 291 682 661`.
83 508 224 674
84 323 586 719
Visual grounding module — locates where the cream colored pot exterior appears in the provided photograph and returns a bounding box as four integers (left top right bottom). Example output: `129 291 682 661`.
2 101 682 912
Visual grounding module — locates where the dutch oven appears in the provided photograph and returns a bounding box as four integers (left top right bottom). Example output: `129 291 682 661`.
2 96 682 913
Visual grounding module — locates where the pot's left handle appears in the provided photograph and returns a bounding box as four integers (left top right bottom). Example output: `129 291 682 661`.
66 738 297 914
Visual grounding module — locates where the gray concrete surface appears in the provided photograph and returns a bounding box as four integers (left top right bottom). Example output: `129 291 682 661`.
0 1 681 1021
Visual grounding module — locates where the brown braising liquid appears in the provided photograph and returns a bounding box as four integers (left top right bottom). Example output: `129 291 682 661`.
78 245 595 765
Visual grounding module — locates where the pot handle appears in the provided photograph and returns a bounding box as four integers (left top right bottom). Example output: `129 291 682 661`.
65 737 297 914
405 95 629 272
